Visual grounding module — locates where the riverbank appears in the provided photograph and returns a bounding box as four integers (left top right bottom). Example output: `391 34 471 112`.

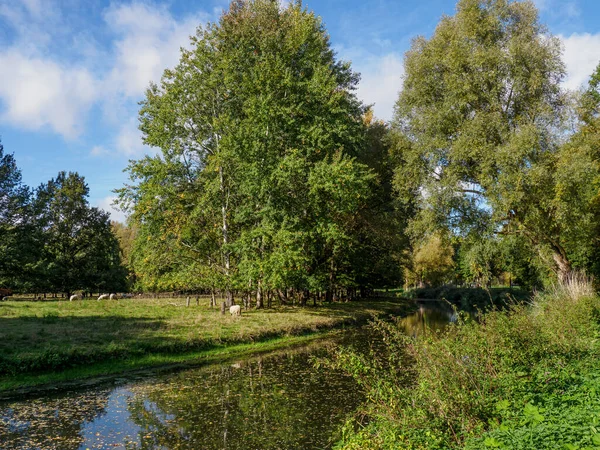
0 297 412 397
332 279 600 449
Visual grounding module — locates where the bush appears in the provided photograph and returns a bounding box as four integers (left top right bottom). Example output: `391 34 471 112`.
332 275 600 449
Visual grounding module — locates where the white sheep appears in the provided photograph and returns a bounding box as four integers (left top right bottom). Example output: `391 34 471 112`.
98 294 109 300
229 305 241 316
69 294 80 302
109 293 118 300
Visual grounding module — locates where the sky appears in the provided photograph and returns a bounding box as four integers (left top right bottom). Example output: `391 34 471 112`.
1 0 600 223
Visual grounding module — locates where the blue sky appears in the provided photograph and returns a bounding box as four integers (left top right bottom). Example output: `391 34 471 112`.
1 0 600 222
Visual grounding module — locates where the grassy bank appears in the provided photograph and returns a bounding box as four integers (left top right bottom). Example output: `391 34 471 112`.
331 277 600 449
0 297 411 395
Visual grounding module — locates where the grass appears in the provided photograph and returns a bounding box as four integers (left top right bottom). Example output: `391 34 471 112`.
330 275 600 449
0 296 412 396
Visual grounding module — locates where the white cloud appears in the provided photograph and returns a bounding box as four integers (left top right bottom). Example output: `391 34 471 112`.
96 195 128 223
96 2 206 156
0 50 97 138
90 145 110 157
352 52 404 121
0 0 205 152
561 33 600 91
104 2 202 99
21 0 43 18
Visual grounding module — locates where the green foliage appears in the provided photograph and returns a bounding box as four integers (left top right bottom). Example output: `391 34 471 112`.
119 0 403 299
0 145 127 295
35 172 127 294
332 279 600 449
391 0 600 281
404 286 530 309
0 141 37 291
404 233 455 288
457 234 545 289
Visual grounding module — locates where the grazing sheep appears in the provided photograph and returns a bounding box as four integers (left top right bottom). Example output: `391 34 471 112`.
229 305 241 316
69 294 80 302
97 294 109 300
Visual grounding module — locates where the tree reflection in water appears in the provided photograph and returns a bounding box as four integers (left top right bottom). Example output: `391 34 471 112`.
125 342 363 449
0 337 364 449
0 311 458 450
399 302 457 338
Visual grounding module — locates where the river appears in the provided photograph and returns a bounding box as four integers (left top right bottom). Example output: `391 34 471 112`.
0 301 454 450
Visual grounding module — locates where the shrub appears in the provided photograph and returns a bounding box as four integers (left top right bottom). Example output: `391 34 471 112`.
333 274 600 449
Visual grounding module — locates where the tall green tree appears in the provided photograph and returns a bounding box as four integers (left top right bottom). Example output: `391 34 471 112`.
554 62 600 281
392 0 581 280
36 172 126 296
119 0 381 304
0 142 37 291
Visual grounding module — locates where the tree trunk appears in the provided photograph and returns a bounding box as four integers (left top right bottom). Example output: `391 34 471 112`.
277 289 288 305
552 250 572 283
300 290 308 306
218 162 234 308
256 279 263 309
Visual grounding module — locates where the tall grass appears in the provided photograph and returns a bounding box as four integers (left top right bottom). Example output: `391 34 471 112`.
332 274 600 449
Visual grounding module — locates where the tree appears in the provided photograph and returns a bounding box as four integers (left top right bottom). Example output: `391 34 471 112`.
404 233 455 288
112 221 138 288
553 62 600 282
36 172 126 296
392 0 582 280
0 142 38 291
119 0 381 304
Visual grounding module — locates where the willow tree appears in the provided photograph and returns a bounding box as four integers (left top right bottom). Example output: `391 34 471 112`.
119 0 374 305
392 0 578 279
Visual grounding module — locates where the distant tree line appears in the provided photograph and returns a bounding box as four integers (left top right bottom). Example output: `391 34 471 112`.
0 147 127 297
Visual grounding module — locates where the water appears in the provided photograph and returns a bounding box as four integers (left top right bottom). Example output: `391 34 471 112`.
0 302 453 450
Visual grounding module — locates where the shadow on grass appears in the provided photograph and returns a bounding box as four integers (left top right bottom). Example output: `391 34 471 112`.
0 299 414 378
0 315 212 376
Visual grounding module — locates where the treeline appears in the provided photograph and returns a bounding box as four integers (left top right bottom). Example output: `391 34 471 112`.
2 0 599 303
0 150 127 297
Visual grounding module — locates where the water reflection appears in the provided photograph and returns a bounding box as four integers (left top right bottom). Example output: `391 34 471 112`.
399 301 457 337
0 303 460 449
0 338 363 450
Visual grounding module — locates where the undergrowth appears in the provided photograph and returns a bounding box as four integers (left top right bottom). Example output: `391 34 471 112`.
331 274 600 449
